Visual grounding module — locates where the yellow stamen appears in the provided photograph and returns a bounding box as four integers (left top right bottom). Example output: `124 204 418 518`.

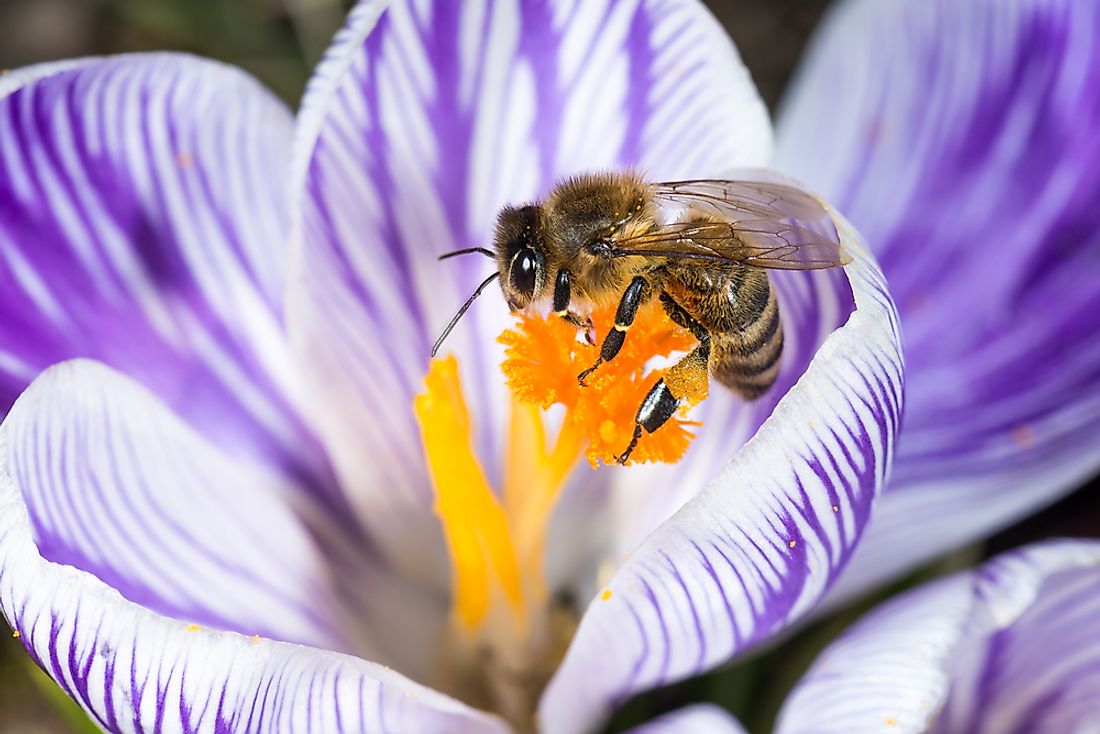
415 357 523 630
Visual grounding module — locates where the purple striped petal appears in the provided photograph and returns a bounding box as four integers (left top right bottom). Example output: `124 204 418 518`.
775 0 1100 599
0 54 339 506
288 0 774 580
627 704 747 734
1 359 350 651
540 213 903 733
0 459 508 734
776 540 1100 733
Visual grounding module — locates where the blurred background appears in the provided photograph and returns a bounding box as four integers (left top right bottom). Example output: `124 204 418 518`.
0 1 1097 731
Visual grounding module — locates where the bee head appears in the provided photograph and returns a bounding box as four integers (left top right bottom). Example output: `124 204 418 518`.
494 204 548 311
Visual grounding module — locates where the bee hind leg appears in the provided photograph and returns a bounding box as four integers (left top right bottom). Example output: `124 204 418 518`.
578 276 650 386
617 336 710 464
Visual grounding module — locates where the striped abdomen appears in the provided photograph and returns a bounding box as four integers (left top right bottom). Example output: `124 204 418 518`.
665 264 784 400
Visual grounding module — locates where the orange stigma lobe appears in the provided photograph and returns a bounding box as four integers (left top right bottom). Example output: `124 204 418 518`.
499 303 702 466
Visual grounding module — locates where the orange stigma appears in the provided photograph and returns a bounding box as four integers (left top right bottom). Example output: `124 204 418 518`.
499 303 703 466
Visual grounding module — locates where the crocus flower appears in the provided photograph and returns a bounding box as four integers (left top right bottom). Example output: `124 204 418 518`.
776 539 1100 733
0 0 1090 733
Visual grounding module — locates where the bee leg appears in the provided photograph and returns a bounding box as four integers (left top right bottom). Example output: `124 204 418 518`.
578 276 650 386
552 269 595 344
617 335 711 465
659 291 709 341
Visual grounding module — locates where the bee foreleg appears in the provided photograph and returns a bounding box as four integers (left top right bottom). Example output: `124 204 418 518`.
578 276 650 386
552 270 595 344
617 337 710 465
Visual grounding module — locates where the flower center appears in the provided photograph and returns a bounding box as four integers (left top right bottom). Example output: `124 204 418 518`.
413 304 702 726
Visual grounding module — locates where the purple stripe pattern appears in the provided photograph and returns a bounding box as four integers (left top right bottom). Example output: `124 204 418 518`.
775 0 1100 600
287 0 775 581
541 213 902 734
0 1 911 731
0 54 337 504
3 360 347 650
776 540 1100 733
0 462 510 734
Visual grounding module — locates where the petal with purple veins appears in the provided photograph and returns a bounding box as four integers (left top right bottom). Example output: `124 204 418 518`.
0 450 508 734
775 0 1100 600
288 0 775 582
540 209 903 733
776 540 1100 734
1 359 352 652
0 53 338 506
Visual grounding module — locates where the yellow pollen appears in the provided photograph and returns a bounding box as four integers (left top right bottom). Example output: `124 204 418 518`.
833 505 840 512
600 588 613 601
885 717 897 727
11 630 20 639
250 635 261 642
185 624 200 632
789 540 797 548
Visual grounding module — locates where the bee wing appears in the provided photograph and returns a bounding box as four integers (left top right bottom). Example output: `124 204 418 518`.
610 179 849 270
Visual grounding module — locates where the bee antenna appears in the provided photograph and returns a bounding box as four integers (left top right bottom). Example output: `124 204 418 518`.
439 246 495 261
431 271 501 357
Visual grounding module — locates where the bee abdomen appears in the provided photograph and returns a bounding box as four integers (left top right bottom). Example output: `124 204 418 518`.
710 284 784 399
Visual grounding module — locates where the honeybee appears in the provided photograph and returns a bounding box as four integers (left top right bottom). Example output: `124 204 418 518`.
433 171 848 463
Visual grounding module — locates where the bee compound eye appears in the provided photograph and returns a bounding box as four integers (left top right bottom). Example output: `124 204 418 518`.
509 249 539 298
